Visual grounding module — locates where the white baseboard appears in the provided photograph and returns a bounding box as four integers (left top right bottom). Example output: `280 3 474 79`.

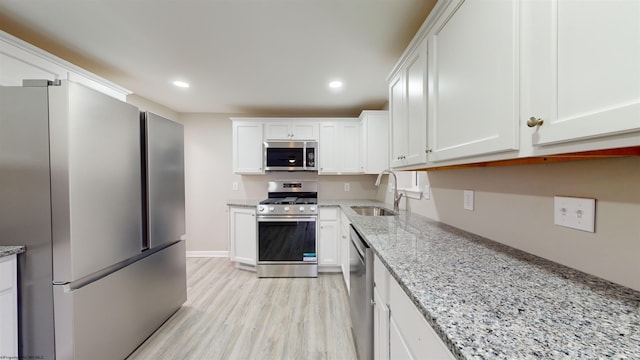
186 251 230 258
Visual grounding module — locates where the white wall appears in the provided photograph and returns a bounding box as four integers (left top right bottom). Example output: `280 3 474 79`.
377 157 640 291
127 94 180 123
181 113 379 255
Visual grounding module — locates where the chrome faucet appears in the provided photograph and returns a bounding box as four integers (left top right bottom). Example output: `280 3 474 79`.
375 169 403 211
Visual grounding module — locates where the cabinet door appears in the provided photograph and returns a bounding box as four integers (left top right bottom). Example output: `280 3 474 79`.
389 316 414 360
389 72 407 168
390 277 455 359
362 111 390 174
319 208 339 267
319 121 362 174
319 221 339 266
319 122 340 174
340 213 351 292
264 121 291 140
525 0 640 147
291 121 318 140
374 286 390 360
232 121 264 174
428 0 519 162
340 121 362 173
0 255 18 358
405 40 428 166
229 207 256 265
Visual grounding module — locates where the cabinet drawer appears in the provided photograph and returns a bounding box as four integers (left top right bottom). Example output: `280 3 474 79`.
319 207 338 221
389 277 455 359
0 255 16 293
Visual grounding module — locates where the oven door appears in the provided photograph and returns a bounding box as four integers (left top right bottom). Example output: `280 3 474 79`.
257 216 317 264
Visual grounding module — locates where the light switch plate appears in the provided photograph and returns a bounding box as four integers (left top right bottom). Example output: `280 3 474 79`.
344 183 350 192
423 185 431 200
232 182 239 191
464 190 474 211
554 196 596 233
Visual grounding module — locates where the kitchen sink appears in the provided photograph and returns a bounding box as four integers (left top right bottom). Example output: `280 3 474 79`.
350 206 395 216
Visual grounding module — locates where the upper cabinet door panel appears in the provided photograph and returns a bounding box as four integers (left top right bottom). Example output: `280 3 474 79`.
428 0 520 162
389 72 406 168
290 122 318 140
405 41 428 166
264 122 291 140
529 0 640 146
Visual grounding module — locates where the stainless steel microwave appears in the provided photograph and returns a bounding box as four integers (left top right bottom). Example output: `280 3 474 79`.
264 141 317 172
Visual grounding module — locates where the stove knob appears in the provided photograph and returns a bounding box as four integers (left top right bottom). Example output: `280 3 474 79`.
299 206 305 212
310 206 316 211
269 206 275 212
258 205 265 212
284 206 290 212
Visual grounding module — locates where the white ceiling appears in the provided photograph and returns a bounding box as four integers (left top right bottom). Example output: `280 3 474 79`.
0 0 436 115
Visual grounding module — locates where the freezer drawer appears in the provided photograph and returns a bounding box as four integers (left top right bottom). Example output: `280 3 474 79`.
53 241 186 360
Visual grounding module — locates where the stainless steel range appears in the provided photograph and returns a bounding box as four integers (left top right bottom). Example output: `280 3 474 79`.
256 181 318 278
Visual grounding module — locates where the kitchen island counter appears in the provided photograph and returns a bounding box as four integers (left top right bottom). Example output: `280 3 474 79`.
330 200 640 360
0 246 25 258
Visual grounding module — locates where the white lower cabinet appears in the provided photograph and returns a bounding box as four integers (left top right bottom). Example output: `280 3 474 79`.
374 254 454 360
228 206 256 267
340 211 351 292
0 254 18 358
374 286 390 360
319 208 340 272
389 275 455 360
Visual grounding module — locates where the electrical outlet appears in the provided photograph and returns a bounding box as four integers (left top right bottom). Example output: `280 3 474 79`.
423 185 431 200
554 196 596 232
232 182 238 191
344 183 350 192
464 190 474 211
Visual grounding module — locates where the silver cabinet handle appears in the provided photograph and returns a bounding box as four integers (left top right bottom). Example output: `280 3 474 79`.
527 117 544 127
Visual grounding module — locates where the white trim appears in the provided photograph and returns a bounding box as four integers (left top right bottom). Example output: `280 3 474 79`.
0 30 132 96
186 251 230 258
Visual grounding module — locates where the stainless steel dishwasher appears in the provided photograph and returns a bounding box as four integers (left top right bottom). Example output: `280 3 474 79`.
349 225 373 360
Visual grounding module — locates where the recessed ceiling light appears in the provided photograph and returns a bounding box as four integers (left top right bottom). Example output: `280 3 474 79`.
173 80 190 88
329 80 343 88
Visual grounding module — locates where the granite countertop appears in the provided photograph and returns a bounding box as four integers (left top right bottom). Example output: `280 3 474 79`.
333 201 640 360
0 245 26 258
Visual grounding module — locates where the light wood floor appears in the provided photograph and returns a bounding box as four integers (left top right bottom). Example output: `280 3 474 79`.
127 258 357 360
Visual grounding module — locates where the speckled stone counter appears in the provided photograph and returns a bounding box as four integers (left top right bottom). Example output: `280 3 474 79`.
227 199 261 207
0 245 25 258
332 201 640 360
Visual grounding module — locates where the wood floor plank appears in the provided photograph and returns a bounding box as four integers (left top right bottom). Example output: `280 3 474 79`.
127 258 357 360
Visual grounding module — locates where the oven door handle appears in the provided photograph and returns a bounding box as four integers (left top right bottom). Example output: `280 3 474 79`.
257 216 317 222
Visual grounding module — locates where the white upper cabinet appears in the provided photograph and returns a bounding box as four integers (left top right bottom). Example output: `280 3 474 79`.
232 120 264 174
389 38 429 169
522 0 640 152
0 31 130 101
318 119 362 174
360 110 390 174
427 0 520 162
264 120 319 140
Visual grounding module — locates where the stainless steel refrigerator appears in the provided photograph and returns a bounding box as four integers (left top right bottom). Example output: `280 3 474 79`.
0 80 186 360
